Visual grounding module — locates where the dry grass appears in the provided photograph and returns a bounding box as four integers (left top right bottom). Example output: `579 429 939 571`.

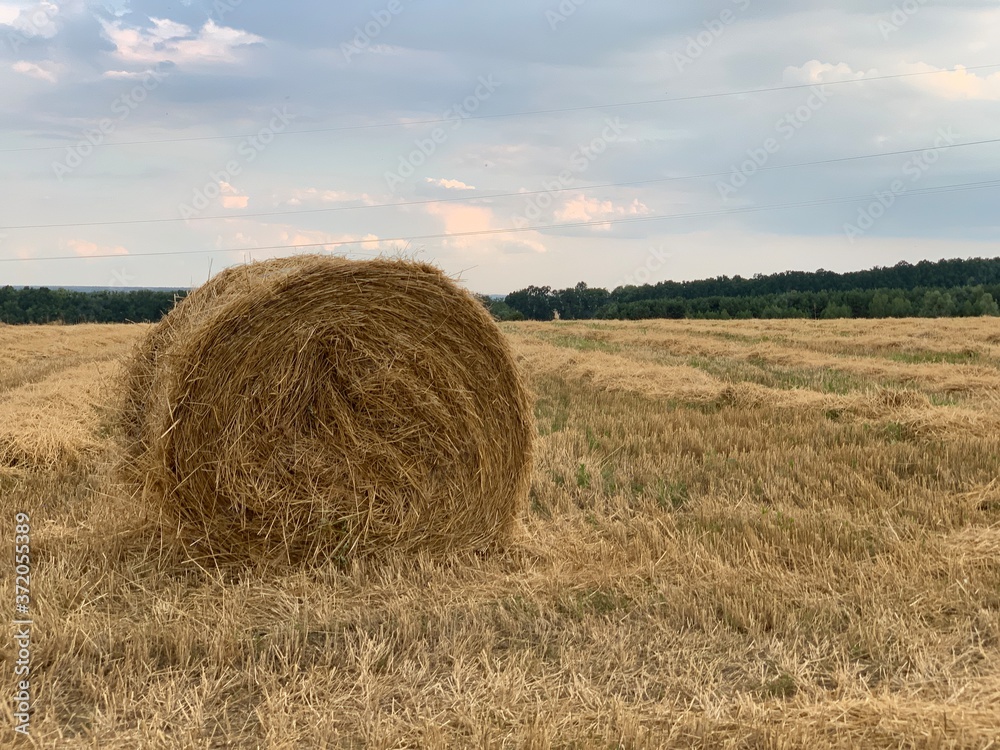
0 328 138 474
116 256 533 564
0 323 139 394
0 317 998 748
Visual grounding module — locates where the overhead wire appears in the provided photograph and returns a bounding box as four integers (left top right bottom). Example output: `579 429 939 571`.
2 177 997 263
2 63 998 154
2 137 999 231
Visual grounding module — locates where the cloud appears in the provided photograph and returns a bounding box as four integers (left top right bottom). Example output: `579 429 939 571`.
189 221 403 263
147 17 189 41
425 177 475 191
219 181 248 209
425 202 494 242
784 59 1000 102
5 1 59 39
102 67 164 80
66 239 129 257
276 229 381 253
3 2 1000 291
902 62 1000 101
554 195 651 230
100 17 264 65
783 60 874 84
11 59 59 82
425 202 547 255
0 4 20 25
284 187 378 206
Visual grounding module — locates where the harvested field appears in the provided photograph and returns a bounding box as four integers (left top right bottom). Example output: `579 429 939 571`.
0 317 998 748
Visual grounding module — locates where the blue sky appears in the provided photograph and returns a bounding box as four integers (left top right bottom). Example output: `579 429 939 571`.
2 0 999 292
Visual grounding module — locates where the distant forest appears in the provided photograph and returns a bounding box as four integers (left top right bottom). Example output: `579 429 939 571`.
2 257 1000 324
0 286 186 324
489 257 1000 321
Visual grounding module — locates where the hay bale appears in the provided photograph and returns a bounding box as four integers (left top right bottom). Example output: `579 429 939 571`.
118 255 533 563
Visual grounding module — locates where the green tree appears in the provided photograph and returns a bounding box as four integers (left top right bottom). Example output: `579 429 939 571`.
821 302 852 319
504 286 555 321
869 291 891 318
976 292 999 316
920 290 955 317
888 294 913 317
475 294 524 321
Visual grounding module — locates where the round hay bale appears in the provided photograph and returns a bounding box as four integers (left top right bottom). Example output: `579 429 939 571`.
117 255 533 563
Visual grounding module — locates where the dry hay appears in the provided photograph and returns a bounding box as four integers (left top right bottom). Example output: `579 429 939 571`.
118 255 533 564
508 337 722 404
0 360 114 473
0 323 141 393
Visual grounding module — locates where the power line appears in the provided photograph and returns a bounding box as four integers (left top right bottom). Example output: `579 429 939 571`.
3 178 998 264
4 136 999 231
3 64 999 154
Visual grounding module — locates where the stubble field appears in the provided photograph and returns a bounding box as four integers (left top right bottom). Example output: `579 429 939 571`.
0 318 998 748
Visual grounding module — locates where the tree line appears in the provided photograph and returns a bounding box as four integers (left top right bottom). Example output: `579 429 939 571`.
4 256 1000 325
0 286 185 324
491 257 1000 321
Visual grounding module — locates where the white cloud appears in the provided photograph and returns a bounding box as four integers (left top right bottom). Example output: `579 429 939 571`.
901 62 1000 101
66 239 129 257
425 202 547 255
148 16 190 41
283 187 378 206
207 224 400 262
7 1 58 39
554 195 651 230
102 68 164 80
0 3 20 24
426 202 492 237
220 181 249 209
12 60 60 83
101 18 264 65
425 178 475 191
784 59 1000 101
783 60 874 84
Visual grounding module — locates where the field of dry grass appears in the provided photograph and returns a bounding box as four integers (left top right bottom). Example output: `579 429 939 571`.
1 318 998 748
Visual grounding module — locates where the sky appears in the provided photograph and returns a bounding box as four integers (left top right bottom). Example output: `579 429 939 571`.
1 0 999 294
